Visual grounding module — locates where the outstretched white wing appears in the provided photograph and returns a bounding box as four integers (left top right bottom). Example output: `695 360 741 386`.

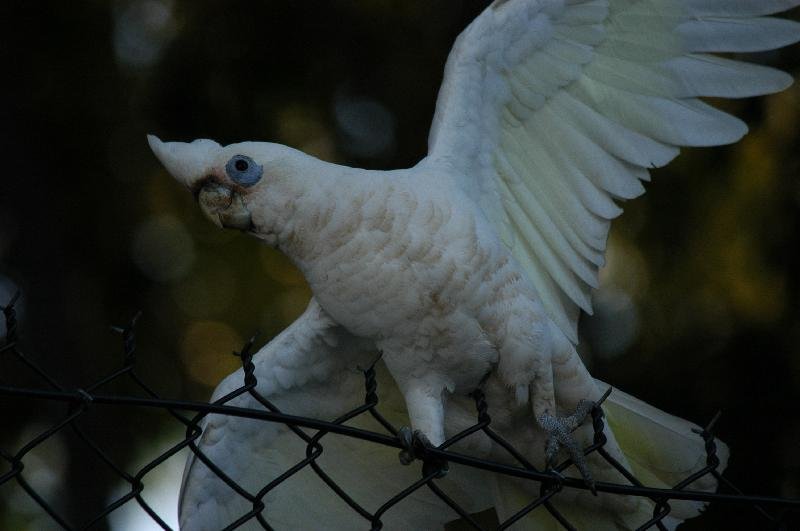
179 299 490 530
428 0 800 341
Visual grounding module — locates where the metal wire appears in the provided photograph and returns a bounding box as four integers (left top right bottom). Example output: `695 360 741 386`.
1 293 798 530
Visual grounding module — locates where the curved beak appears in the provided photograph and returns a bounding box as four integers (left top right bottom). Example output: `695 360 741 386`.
147 135 221 188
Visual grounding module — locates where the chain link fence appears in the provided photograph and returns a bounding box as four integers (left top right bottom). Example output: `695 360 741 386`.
1 292 798 530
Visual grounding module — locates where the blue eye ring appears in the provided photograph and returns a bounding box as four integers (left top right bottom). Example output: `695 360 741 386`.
225 155 263 187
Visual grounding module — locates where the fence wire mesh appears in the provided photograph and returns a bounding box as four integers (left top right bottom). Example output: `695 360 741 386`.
1 292 798 530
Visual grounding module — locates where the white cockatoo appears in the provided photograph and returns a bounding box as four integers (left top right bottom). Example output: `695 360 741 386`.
149 0 800 529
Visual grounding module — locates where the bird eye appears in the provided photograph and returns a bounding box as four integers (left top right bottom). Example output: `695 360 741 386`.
225 155 263 187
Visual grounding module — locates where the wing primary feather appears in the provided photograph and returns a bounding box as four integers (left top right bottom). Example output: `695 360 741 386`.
502 128 610 247
497 149 602 291
551 91 679 168
665 54 795 98
535 101 648 198
572 79 749 147
533 123 624 224
678 17 800 53
683 0 800 17
500 183 595 314
507 222 582 342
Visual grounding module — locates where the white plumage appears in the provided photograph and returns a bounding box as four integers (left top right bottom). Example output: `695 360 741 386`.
148 1 799 529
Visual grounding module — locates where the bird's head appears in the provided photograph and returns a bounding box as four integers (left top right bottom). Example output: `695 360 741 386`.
148 135 307 245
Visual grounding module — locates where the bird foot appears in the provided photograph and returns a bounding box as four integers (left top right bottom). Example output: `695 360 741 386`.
538 399 597 493
397 427 448 478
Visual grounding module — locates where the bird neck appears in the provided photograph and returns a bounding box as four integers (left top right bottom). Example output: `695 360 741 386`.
267 159 389 273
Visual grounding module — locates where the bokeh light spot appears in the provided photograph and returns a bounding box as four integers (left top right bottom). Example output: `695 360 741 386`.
3 424 67 527
259 247 307 287
333 91 396 159
180 321 243 386
132 215 195 283
274 104 337 161
113 0 176 69
584 288 640 359
277 287 312 324
171 257 237 318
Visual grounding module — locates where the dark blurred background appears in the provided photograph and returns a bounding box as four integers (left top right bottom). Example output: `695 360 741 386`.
0 1 798 529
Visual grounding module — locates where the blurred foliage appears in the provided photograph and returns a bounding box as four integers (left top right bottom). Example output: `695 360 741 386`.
0 1 798 529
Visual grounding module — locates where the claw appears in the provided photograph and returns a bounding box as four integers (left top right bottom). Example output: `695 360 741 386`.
398 426 415 465
397 427 448 478
538 398 597 494
398 427 435 464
